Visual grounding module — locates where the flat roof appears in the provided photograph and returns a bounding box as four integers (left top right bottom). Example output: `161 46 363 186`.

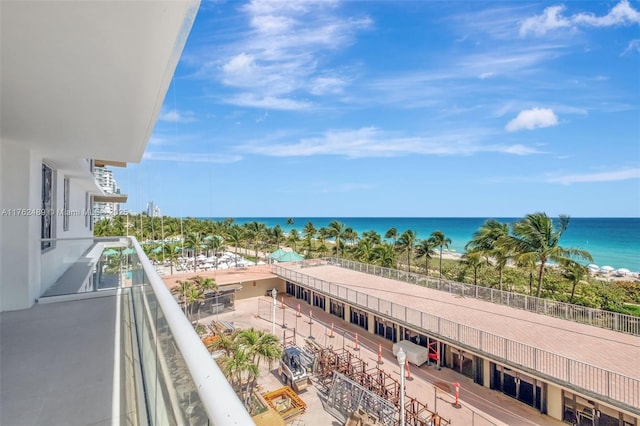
278 264 640 380
163 264 276 289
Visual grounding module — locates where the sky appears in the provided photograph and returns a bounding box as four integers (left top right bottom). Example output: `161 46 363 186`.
114 0 640 218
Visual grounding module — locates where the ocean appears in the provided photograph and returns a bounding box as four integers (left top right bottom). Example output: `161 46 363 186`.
204 217 640 273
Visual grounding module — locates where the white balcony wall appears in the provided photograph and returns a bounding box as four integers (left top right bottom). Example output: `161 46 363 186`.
40 168 95 292
0 140 42 311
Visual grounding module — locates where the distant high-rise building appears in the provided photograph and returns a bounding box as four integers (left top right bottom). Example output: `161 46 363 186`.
146 200 161 217
93 166 122 222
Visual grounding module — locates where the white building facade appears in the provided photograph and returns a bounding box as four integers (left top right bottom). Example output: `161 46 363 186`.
0 0 199 312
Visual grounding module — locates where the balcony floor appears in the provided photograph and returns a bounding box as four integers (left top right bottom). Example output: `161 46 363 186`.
1 295 120 426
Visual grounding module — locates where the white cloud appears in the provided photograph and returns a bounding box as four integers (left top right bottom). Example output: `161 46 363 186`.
622 39 640 55
546 168 640 184
520 5 571 36
213 0 371 109
520 0 640 36
506 107 558 132
309 76 347 95
237 127 542 158
225 94 312 111
573 0 640 27
158 109 196 123
143 152 242 163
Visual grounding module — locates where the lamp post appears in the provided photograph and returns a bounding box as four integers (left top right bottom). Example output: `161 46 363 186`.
271 288 277 335
397 348 406 426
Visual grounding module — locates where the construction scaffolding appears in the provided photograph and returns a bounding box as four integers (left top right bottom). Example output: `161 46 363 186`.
327 372 396 426
315 346 449 426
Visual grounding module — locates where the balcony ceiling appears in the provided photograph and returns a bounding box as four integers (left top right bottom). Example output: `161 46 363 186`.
0 0 199 163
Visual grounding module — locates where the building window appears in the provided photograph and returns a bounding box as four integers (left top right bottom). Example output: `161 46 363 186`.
63 177 70 231
41 164 55 250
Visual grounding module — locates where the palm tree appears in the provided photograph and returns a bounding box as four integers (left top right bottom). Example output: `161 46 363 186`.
429 231 452 281
385 227 398 268
245 221 266 261
354 239 375 263
561 261 589 304
170 279 192 314
361 230 381 246
185 232 203 272
397 230 417 273
385 227 398 247
465 219 511 291
220 346 259 406
164 242 181 275
327 220 347 257
270 225 285 249
371 244 396 268
415 238 436 275
505 213 593 298
286 229 302 252
207 235 224 267
226 225 244 267
462 250 485 286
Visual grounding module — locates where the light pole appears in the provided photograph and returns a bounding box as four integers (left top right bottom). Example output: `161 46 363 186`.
397 348 406 426
271 288 277 335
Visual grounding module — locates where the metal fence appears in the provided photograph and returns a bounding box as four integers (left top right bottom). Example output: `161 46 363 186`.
272 263 640 415
326 257 640 336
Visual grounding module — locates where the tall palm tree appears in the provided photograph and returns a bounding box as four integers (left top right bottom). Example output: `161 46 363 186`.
397 230 417 272
185 232 203 272
226 225 244 267
415 238 436 275
207 235 224 267
344 227 359 251
164 242 181 275
429 230 452 281
287 229 302 252
245 221 266 261
220 346 259 406
561 261 589 304
462 250 485 286
270 225 285 249
327 220 347 257
385 227 398 247
170 279 192 314
385 227 398 268
505 213 593 298
465 219 511 291
361 230 381 246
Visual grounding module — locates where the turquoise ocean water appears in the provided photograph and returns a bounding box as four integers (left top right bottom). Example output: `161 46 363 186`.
204 217 640 273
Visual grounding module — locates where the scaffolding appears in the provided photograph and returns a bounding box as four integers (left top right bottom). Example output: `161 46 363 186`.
316 347 448 426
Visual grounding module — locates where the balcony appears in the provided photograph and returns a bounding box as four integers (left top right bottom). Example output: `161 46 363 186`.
0 237 252 425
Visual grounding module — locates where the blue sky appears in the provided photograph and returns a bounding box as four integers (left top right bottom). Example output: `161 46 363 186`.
114 0 640 218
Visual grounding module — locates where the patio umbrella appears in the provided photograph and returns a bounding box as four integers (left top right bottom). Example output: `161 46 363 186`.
122 248 135 255
152 246 163 254
600 265 614 273
103 248 119 257
615 268 630 276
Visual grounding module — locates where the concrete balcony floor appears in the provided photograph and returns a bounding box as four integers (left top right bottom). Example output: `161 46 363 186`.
1 294 123 426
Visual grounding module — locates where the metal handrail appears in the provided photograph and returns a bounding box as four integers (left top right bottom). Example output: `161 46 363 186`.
131 237 254 425
272 262 640 414
327 257 640 336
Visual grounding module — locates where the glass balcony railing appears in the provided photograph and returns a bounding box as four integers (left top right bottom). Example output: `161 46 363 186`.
39 236 253 425
128 236 254 425
40 236 129 298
